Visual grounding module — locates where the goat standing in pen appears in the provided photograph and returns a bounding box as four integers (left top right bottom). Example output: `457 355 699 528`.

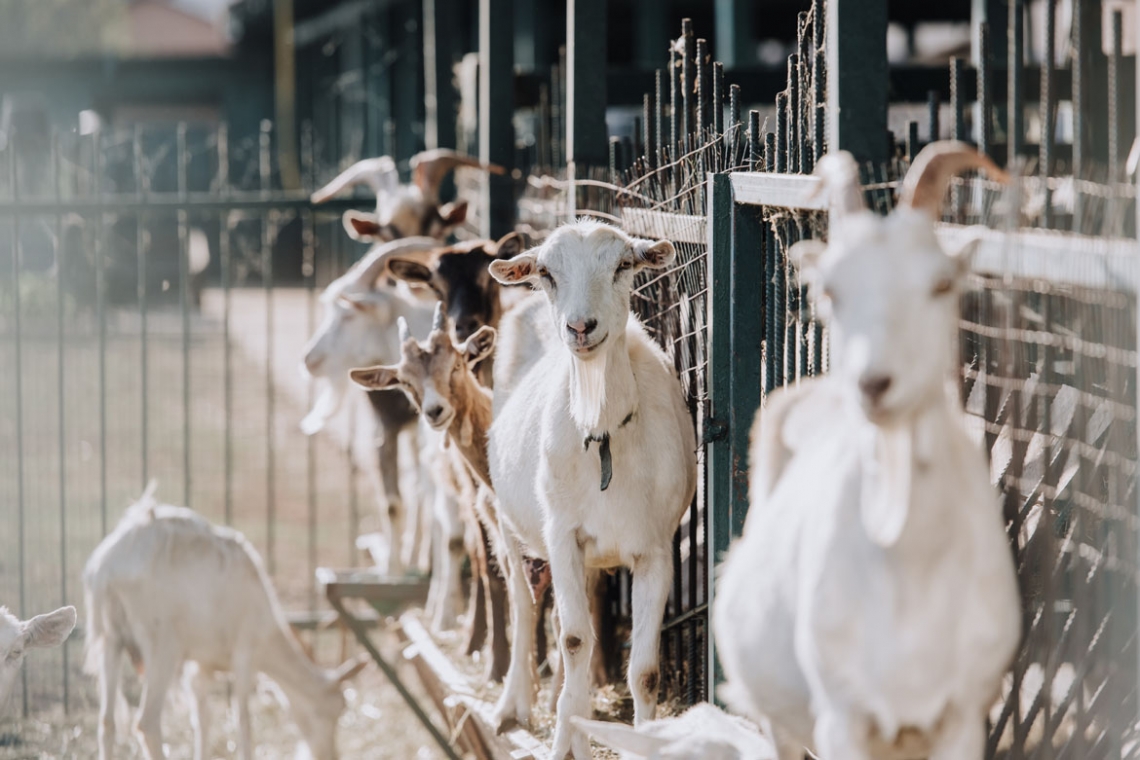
83 483 367 760
713 141 1020 760
0 605 76 712
310 148 504 243
487 220 697 759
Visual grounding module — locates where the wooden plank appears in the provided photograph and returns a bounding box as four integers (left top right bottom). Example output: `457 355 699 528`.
398 614 553 760
730 172 826 210
619 208 706 244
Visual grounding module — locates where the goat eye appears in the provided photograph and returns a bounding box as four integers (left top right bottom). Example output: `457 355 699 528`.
931 277 954 296
538 267 555 288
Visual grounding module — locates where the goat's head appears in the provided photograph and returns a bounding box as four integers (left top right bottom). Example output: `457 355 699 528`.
385 231 523 341
348 303 496 432
488 220 674 360
0 605 76 711
286 653 369 760
299 237 438 435
311 149 504 243
791 140 1006 424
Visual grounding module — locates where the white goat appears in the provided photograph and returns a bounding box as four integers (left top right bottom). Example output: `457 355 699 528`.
713 141 1021 760
0 604 76 712
572 703 774 760
84 483 367 760
301 236 440 576
311 148 504 243
487 220 697 759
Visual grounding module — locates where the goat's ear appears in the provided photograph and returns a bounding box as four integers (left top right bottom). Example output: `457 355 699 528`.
488 253 538 285
349 365 400 391
331 653 370 685
438 200 468 227
463 326 497 366
387 257 435 285
22 606 76 649
343 210 385 242
493 231 523 259
631 239 676 270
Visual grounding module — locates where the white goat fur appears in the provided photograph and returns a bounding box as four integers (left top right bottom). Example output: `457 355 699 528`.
83 483 366 760
713 143 1020 760
487 220 697 759
0 605 76 712
572 703 774 760
301 237 441 578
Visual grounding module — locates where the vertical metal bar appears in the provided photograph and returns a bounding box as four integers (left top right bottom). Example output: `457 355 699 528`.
682 19 695 139
135 125 148 487
826 0 889 163
1040 0 1055 226
705 172 733 704
671 45 682 150
481 0 517 231
643 93 654 166
10 140 28 717
927 90 940 143
787 54 799 173
712 62 724 136
748 110 761 172
714 0 752 68
796 13 810 173
566 0 605 212
1109 9 1123 181
906 120 920 161
1007 0 1024 165
730 202 764 535
177 123 191 507
94 130 107 538
655 68 666 161
764 131 778 397
729 84 741 139
218 124 233 527
301 120 320 595
811 0 825 164
699 39 712 136
775 92 788 173
260 122 276 575
950 57 965 140
51 129 69 712
978 21 993 160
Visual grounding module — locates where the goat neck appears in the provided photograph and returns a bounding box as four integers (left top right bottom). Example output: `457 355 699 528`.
255 624 333 703
446 364 495 489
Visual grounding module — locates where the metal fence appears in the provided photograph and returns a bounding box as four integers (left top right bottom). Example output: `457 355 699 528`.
0 119 384 717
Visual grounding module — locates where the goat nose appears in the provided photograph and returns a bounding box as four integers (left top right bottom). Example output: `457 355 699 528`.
425 405 445 422
859 374 893 403
565 318 598 337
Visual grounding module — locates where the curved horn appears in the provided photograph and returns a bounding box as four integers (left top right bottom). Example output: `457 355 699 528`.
346 236 440 290
899 140 1009 216
432 302 446 332
410 149 506 204
311 156 399 205
812 151 867 217
397 316 411 344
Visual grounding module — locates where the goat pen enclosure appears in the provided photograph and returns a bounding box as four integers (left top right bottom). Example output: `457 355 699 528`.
0 120 396 718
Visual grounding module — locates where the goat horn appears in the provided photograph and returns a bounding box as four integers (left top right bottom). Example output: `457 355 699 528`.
812 151 867 217
398 317 411 344
899 140 1009 216
411 149 506 205
348 237 440 290
432 302 446 332
310 156 399 204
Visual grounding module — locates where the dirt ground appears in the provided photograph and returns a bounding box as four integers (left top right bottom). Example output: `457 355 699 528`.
0 626 446 760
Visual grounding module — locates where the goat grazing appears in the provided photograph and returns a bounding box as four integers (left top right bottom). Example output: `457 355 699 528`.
0 605 76 711
487 220 697 759
311 149 504 243
301 236 440 576
84 483 367 760
350 305 512 680
571 703 773 760
713 141 1020 760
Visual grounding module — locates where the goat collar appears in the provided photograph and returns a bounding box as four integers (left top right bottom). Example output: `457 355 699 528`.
583 409 636 491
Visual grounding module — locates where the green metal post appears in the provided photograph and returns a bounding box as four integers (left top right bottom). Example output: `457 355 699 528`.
826 0 889 163
706 172 734 705
479 0 515 237
715 0 753 69
567 0 609 211
729 201 764 538
424 0 458 200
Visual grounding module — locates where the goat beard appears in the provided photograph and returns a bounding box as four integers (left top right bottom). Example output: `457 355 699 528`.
569 351 608 431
